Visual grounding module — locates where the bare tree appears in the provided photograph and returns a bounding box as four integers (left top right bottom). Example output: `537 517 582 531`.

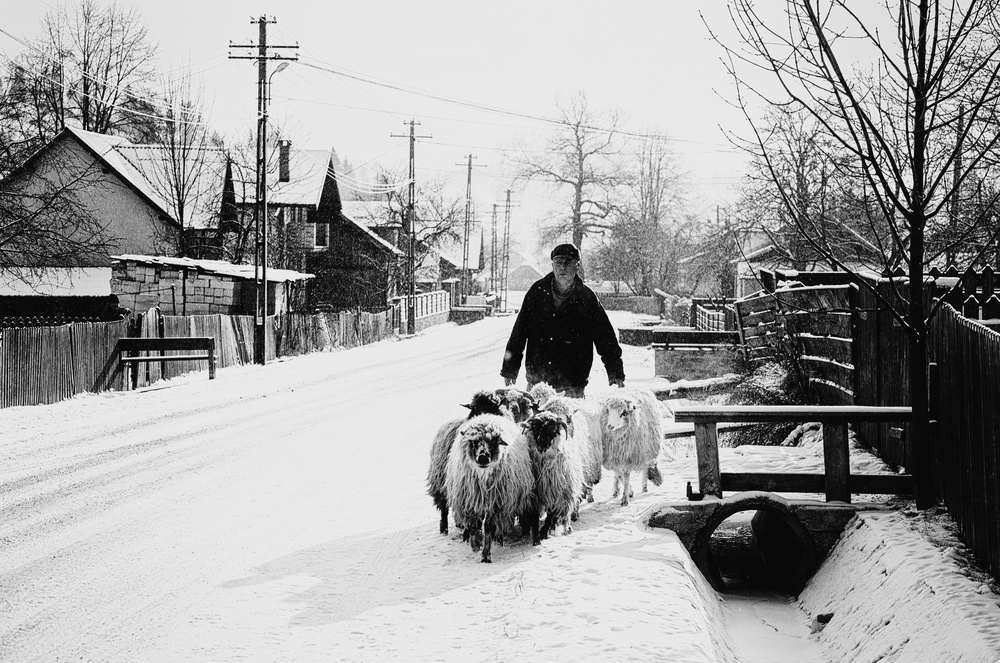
710 0 1000 506
509 91 628 251
592 135 691 295
0 162 116 282
139 63 217 258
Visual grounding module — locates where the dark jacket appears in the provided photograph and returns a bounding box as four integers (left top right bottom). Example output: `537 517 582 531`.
501 273 624 390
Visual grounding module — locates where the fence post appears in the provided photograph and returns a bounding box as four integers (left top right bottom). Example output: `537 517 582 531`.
694 422 722 498
822 422 851 503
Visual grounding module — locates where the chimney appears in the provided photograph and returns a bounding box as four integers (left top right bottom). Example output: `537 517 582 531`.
278 140 290 183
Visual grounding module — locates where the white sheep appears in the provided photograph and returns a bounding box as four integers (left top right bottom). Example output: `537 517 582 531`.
521 410 586 541
599 387 664 506
445 414 537 563
427 388 535 535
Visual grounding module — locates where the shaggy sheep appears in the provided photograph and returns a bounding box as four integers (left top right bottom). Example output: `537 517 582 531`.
599 387 664 506
537 395 603 503
427 388 536 535
522 410 586 541
445 414 537 563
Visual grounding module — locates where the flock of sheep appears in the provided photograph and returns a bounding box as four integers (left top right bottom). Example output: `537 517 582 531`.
426 383 666 563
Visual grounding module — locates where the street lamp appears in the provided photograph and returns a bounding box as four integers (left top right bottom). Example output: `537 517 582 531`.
253 60 290 365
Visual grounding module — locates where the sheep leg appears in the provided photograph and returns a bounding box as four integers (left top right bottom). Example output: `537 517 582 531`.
620 471 631 507
540 512 556 540
482 518 495 563
524 507 541 546
432 491 449 534
612 474 621 498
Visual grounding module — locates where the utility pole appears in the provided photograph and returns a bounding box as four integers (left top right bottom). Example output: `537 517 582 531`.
391 120 431 334
229 16 297 365
490 203 498 294
455 155 484 303
499 189 518 311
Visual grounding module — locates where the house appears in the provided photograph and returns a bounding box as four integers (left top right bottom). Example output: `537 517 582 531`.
225 145 404 311
505 251 545 291
111 254 311 317
342 198 483 302
0 125 221 265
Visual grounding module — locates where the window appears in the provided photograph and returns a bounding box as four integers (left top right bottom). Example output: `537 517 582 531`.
313 214 329 249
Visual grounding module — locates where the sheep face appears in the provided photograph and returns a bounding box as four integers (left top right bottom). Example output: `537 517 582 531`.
604 397 638 433
497 388 538 423
460 425 509 469
522 411 568 454
463 390 507 417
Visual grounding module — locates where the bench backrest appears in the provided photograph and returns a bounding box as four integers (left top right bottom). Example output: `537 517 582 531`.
118 337 215 353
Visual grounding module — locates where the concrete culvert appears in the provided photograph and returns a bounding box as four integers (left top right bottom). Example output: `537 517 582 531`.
690 494 819 595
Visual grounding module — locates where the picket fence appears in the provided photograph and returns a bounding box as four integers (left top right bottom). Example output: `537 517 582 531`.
0 305 407 408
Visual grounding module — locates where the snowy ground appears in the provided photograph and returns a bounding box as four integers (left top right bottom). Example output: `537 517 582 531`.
1 308 999 662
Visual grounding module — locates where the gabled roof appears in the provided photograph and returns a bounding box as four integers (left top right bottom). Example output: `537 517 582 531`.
67 127 230 231
269 149 333 207
112 254 313 283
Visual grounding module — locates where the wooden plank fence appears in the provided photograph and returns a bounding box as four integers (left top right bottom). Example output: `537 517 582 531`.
0 299 429 408
735 283 857 405
928 304 1000 580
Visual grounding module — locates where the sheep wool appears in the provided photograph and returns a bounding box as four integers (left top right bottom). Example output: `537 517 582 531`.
523 411 586 541
445 414 536 563
539 395 603 500
427 389 510 535
599 387 664 506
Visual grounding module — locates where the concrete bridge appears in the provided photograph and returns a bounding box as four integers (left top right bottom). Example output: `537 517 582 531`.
649 492 890 593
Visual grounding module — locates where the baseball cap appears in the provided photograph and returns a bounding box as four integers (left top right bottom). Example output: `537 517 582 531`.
550 243 581 261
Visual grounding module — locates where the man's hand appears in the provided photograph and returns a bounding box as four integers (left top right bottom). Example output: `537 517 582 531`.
609 378 625 388
504 377 515 387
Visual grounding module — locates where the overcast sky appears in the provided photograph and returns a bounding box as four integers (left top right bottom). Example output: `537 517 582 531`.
3 1 753 255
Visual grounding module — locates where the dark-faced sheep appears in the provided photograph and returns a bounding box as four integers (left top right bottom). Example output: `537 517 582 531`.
599 388 664 506
536 395 603 504
522 410 586 542
445 414 537 563
427 388 536 534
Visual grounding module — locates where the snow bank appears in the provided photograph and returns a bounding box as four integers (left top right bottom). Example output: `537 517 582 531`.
800 511 1000 662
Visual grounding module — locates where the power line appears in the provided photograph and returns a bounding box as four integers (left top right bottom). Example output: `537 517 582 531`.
295 57 679 142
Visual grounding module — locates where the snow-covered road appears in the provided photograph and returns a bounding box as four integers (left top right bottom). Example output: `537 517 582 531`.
0 314 741 662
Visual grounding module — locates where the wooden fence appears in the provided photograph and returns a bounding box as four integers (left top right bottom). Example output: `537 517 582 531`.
739 269 1000 580
735 284 857 405
0 319 130 407
928 304 1000 580
690 297 738 331
0 305 406 408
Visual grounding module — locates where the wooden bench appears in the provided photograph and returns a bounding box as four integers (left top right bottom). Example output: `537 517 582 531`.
672 405 913 503
118 336 216 389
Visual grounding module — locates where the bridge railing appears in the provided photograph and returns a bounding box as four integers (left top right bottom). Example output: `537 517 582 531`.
672 405 913 503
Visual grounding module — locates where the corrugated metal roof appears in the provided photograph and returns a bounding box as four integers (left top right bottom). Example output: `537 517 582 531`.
112 254 313 283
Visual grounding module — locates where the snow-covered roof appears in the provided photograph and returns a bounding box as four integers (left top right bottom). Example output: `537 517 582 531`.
111 254 313 283
269 149 333 207
68 127 228 231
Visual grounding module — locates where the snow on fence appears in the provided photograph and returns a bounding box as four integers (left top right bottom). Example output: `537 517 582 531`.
0 304 408 408
735 284 856 405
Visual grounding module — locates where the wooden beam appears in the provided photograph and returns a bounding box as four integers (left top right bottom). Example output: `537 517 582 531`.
823 421 850 502
720 472 913 495
694 422 722 498
674 405 911 424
